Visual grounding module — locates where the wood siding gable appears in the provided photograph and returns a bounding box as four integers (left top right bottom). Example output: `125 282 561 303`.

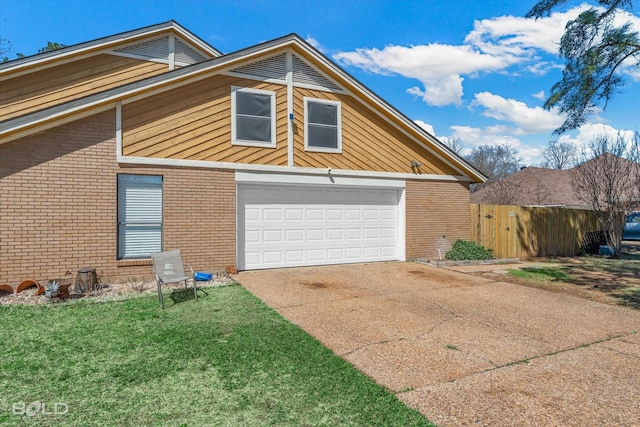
0 23 217 123
121 47 461 176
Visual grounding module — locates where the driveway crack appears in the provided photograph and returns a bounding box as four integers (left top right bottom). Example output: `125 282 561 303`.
434 331 638 386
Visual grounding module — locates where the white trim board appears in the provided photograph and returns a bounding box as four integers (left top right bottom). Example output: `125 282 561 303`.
116 152 472 182
235 171 406 188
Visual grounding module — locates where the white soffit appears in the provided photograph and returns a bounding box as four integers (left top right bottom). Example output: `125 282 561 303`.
114 35 209 65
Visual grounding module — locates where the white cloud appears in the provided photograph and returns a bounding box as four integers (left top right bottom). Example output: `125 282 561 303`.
464 6 587 56
533 90 545 100
472 92 565 133
335 44 514 106
306 35 327 53
558 123 636 152
333 5 593 107
449 124 542 165
414 120 435 135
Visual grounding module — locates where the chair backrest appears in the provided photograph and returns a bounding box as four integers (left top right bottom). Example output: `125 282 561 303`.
151 249 186 283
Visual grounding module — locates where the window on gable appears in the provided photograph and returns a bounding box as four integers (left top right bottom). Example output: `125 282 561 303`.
117 174 163 259
232 87 276 148
304 98 342 153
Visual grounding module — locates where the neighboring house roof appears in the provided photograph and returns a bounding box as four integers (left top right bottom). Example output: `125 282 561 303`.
0 25 486 183
0 20 221 75
470 166 589 208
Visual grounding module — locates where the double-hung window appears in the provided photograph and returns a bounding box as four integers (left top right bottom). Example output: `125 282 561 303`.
231 87 276 147
304 98 342 153
117 174 163 259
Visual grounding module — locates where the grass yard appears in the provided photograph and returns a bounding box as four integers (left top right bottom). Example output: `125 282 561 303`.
504 255 640 309
0 286 432 426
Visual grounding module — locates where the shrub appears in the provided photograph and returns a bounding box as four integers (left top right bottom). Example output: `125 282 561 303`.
445 240 493 260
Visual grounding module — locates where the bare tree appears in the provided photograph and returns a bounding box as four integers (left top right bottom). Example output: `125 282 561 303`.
541 140 576 169
484 179 523 205
529 181 553 205
466 144 521 192
440 137 464 155
571 133 640 257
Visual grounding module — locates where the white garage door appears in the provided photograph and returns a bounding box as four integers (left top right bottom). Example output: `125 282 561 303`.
237 183 400 270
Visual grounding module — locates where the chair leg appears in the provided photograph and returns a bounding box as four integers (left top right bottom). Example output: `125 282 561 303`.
192 280 198 300
157 281 164 309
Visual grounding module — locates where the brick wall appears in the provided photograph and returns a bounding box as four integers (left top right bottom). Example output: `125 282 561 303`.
0 110 236 284
405 179 471 261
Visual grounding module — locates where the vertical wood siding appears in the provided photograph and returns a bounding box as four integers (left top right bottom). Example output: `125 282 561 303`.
292 87 460 175
122 75 289 166
1 54 167 121
470 204 602 258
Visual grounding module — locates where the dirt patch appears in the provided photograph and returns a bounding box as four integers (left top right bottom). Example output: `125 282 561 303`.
467 257 640 309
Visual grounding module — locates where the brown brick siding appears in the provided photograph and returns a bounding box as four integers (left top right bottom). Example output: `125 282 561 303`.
0 110 236 284
405 180 471 260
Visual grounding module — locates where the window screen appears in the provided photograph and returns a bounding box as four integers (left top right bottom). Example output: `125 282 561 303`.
306 99 341 151
117 175 162 259
233 88 275 145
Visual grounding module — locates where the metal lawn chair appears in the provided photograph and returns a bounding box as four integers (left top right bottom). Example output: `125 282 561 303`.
151 249 197 309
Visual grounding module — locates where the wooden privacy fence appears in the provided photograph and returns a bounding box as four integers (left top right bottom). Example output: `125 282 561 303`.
470 204 602 258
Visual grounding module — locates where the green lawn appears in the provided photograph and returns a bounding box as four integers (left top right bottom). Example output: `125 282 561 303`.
0 286 432 426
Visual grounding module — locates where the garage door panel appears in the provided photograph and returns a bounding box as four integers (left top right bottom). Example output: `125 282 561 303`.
306 209 324 221
238 184 400 270
326 209 343 220
285 208 304 221
285 229 304 241
263 229 283 243
364 247 380 258
285 250 304 262
346 247 363 259
307 229 324 240
346 228 362 240
263 209 282 221
246 208 260 221
245 230 261 243
327 248 344 260
346 209 361 220
327 228 343 240
263 251 283 264
307 249 325 262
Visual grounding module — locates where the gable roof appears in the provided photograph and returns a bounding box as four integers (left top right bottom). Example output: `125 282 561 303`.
0 27 485 183
0 20 221 77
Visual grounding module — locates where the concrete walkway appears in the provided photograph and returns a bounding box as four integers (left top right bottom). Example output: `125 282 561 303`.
237 262 640 426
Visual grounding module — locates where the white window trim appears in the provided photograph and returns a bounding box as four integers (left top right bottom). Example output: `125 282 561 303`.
304 97 342 153
231 86 277 148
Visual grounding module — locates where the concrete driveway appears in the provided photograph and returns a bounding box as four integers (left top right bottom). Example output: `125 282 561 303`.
237 262 640 426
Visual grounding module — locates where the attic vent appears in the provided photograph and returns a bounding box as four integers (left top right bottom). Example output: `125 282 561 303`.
175 39 208 64
116 36 169 60
230 53 287 80
292 54 342 91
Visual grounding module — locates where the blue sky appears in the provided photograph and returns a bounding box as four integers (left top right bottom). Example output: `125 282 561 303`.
2 0 640 164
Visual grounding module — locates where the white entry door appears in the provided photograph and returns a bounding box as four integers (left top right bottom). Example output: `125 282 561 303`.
237 183 401 270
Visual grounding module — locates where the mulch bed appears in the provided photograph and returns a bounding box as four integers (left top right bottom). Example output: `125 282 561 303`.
0 274 236 305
